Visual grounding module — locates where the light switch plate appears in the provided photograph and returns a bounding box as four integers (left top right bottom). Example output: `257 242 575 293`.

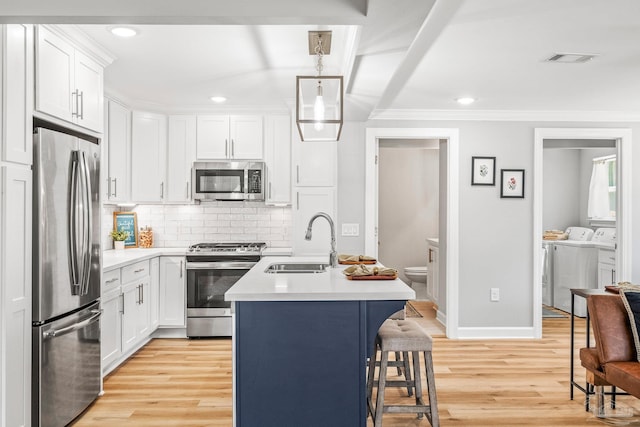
341 223 360 236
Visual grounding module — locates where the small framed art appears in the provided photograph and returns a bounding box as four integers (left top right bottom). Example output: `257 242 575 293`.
113 211 139 247
500 169 525 198
471 156 496 186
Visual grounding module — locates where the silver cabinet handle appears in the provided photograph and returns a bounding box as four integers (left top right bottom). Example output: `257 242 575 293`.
269 182 272 199
225 139 228 157
78 90 84 119
141 284 144 304
112 178 117 198
232 139 235 158
106 277 119 284
137 284 142 304
161 182 164 199
180 260 183 278
71 90 79 117
186 181 190 199
296 165 300 183
296 192 300 210
134 268 145 273
120 294 125 314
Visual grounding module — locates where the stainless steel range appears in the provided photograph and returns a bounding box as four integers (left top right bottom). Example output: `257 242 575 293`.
186 242 266 337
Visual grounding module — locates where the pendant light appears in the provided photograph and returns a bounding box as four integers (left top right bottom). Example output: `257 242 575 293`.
296 31 343 141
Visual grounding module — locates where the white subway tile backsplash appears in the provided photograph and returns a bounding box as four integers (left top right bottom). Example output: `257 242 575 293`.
101 202 292 250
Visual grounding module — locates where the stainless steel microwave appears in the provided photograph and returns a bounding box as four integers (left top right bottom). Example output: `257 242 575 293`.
192 161 265 201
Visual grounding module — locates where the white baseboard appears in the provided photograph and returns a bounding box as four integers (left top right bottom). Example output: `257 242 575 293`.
456 326 536 340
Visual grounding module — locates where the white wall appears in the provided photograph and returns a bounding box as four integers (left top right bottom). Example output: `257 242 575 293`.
336 122 366 254
543 149 581 231
378 147 439 287
102 203 292 249
358 119 640 330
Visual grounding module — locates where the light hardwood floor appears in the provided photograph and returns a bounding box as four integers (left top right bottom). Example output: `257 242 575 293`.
74 305 636 427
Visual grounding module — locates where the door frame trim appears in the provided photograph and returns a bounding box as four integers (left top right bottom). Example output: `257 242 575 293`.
533 127 632 338
365 127 460 338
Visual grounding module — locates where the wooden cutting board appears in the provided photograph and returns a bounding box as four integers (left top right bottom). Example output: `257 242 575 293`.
346 274 397 280
338 260 377 265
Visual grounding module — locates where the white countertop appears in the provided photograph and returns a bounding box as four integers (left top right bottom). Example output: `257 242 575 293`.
103 248 188 271
225 256 416 302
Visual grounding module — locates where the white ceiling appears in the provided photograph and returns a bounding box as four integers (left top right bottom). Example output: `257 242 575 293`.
7 0 640 121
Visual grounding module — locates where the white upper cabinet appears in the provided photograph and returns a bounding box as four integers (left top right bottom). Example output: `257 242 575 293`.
293 141 336 187
131 111 167 202
167 116 196 202
105 99 131 202
35 26 104 133
196 115 263 160
264 115 291 205
2 24 33 165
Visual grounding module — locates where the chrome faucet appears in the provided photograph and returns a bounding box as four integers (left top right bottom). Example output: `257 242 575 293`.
305 212 337 267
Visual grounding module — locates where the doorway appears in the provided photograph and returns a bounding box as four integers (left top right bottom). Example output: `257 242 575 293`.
533 128 632 338
377 139 439 301
365 127 460 338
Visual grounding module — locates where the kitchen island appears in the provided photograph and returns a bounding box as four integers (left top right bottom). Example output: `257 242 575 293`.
225 256 415 427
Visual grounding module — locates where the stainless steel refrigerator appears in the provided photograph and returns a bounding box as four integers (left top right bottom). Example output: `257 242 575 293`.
32 125 102 427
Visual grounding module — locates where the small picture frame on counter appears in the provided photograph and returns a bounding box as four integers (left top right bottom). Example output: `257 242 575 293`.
500 169 525 198
471 156 496 186
113 212 138 248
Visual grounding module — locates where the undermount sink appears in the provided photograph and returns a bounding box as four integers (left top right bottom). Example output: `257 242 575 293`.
264 262 330 274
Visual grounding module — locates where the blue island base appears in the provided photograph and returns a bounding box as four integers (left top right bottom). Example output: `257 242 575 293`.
234 299 405 427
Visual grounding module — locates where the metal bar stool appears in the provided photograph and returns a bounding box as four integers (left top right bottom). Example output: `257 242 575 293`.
367 319 439 427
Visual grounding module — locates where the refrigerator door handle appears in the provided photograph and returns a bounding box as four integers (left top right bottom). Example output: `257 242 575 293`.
79 151 93 295
42 310 102 340
68 151 81 294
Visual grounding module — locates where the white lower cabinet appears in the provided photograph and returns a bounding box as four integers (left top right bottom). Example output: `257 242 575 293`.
159 257 186 327
121 277 151 354
598 248 616 287
102 258 155 375
150 257 160 329
101 288 122 371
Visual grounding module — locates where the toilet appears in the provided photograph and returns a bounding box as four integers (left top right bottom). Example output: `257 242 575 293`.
404 266 428 299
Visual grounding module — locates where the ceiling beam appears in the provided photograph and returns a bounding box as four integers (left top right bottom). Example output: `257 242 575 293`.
0 0 368 24
372 0 464 112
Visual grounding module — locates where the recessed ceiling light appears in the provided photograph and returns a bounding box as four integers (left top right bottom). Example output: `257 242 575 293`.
110 27 138 38
455 97 475 105
210 96 227 103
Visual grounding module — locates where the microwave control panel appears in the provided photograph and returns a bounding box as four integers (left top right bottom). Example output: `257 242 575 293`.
248 170 262 194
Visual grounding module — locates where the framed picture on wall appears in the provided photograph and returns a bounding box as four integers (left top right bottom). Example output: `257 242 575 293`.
500 169 525 198
471 156 496 185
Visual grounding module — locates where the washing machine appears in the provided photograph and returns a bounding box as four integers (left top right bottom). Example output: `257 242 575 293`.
552 227 615 317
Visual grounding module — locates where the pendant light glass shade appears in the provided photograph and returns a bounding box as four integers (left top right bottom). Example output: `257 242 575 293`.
296 75 343 141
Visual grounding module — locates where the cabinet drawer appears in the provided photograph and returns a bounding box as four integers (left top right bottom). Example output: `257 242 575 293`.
103 269 121 291
121 260 150 283
598 249 616 264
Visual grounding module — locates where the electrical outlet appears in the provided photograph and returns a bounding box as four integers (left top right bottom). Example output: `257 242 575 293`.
490 288 500 302
341 223 360 236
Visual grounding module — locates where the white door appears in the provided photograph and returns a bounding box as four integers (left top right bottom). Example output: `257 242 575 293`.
196 115 229 159
106 100 131 202
167 115 196 202
159 257 186 327
230 115 263 159
293 188 336 256
74 50 103 132
36 26 74 122
131 111 167 202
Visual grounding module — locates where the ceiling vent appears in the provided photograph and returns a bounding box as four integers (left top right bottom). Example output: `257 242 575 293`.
546 53 598 63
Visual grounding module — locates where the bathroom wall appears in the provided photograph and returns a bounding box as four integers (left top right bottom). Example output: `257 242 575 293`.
378 146 439 294
102 203 292 250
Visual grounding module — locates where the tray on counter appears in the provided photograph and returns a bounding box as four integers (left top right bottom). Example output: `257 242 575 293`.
338 260 377 265
346 274 397 280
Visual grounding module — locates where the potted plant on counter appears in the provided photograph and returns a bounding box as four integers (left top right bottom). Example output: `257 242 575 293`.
110 228 129 250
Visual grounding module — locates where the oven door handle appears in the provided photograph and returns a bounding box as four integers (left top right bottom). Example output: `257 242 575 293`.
186 262 257 270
